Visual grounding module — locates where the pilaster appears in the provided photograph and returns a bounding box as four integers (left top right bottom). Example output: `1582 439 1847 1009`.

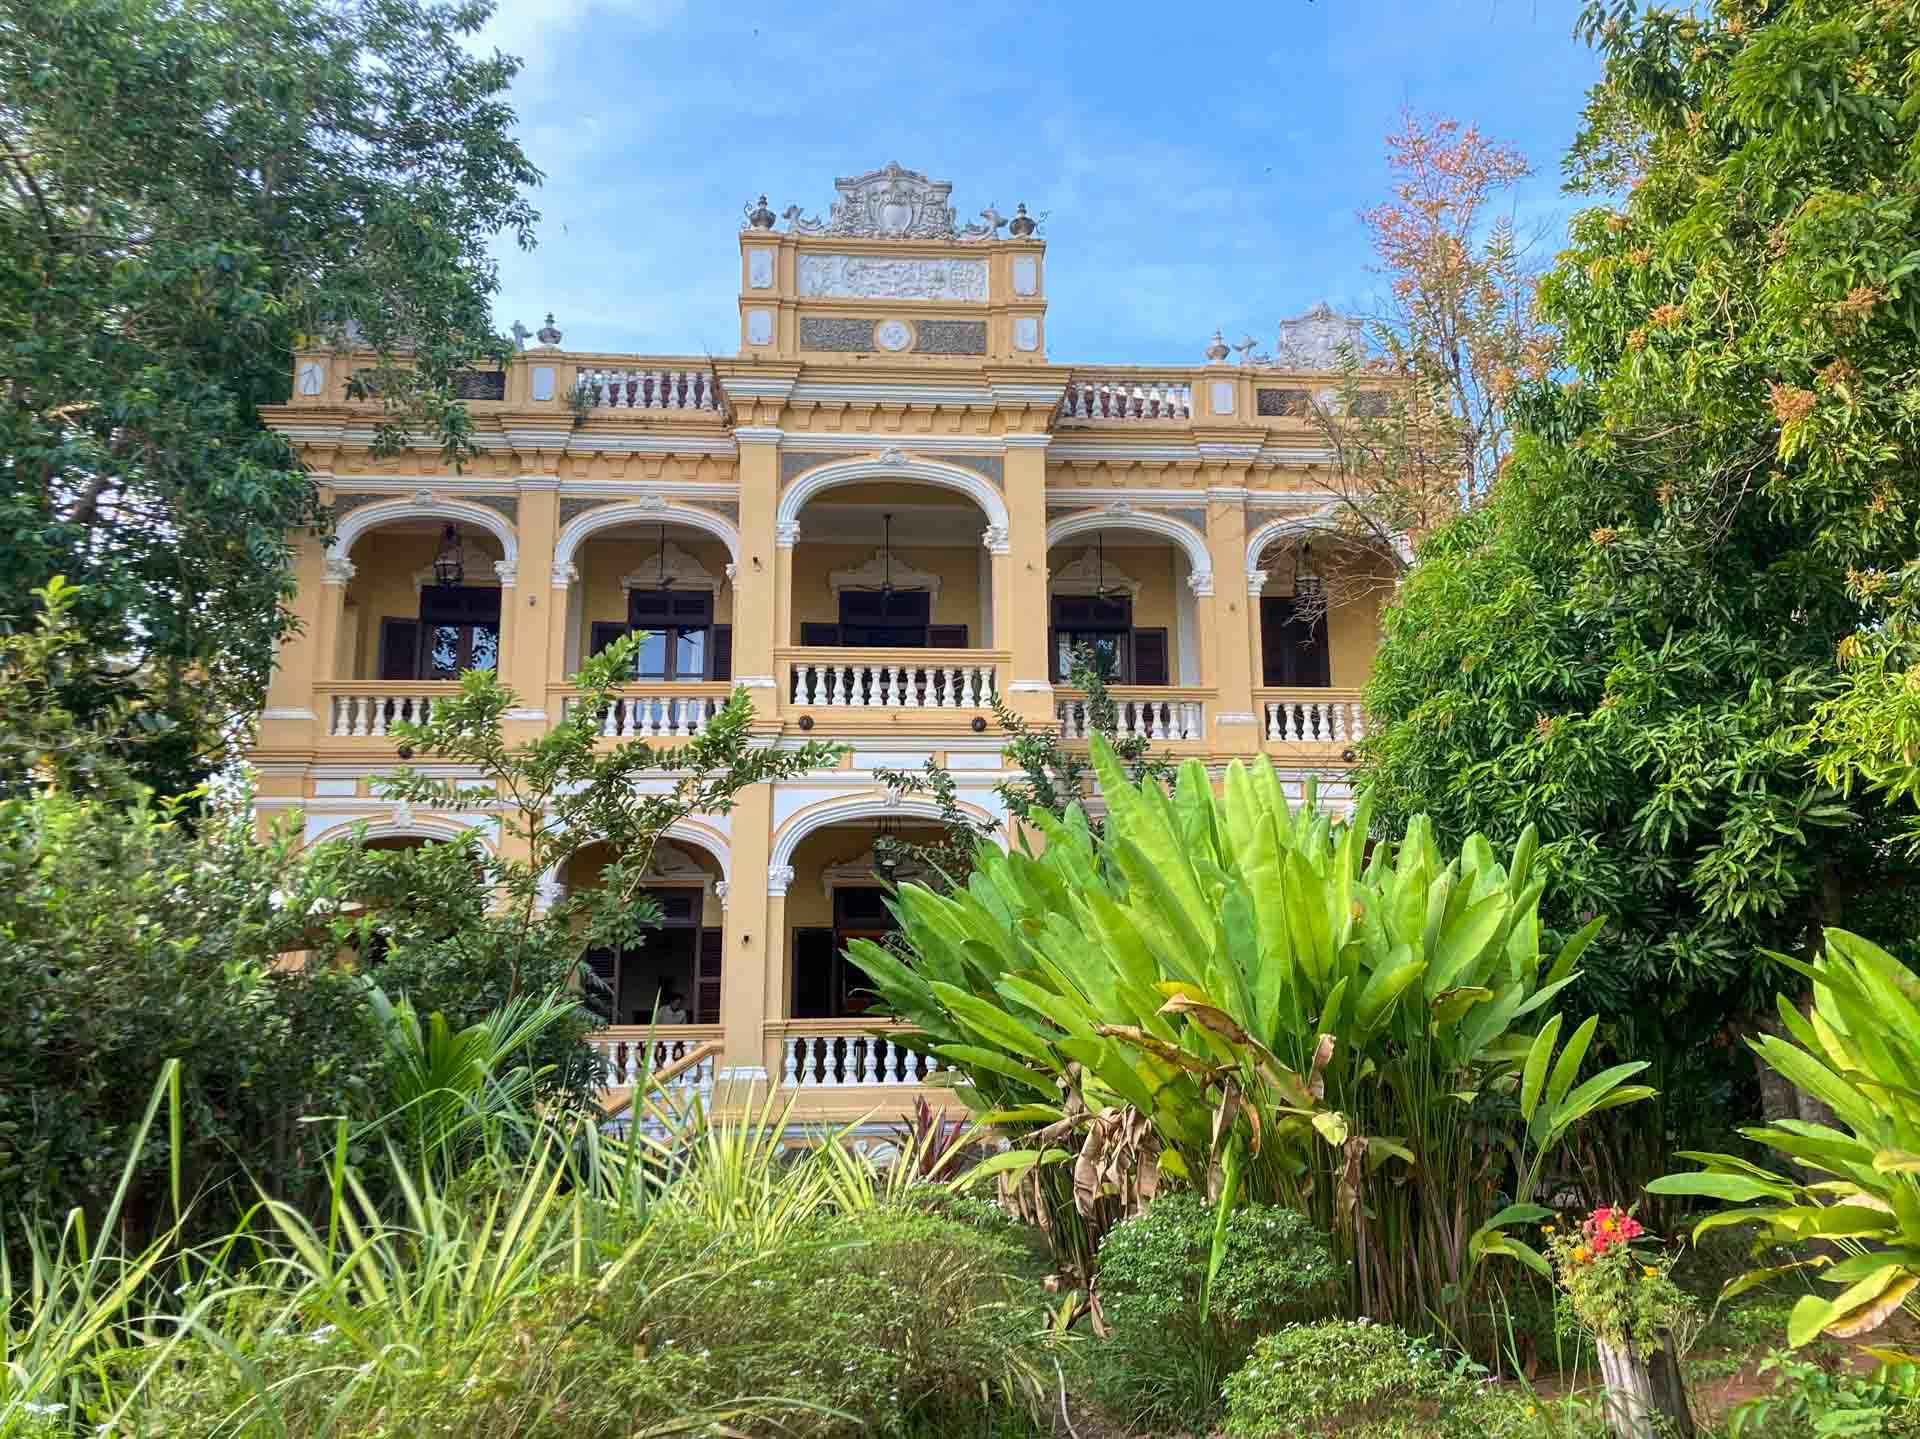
996 434 1055 724
257 527 329 754
714 781 775 1104
1204 489 1259 749
503 481 557 743
734 430 782 726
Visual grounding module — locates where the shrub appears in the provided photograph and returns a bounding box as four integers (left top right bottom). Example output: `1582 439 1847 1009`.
1087 1195 1336 1433
1221 1319 1535 1439
863 736 1650 1340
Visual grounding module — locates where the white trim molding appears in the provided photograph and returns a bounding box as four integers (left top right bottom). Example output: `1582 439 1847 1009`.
777 453 1010 536
553 497 742 575
768 790 1005 872
1045 507 1213 591
330 496 519 570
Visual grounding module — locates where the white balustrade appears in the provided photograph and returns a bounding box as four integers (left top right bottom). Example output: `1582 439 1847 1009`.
789 661 994 710
590 1031 716 1099
1055 697 1205 741
563 692 724 738
573 367 724 412
1263 697 1366 744
1058 377 1193 422
779 1030 940 1088
327 692 439 737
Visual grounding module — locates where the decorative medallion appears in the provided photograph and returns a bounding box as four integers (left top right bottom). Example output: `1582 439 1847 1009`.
1274 302 1365 370
874 319 913 352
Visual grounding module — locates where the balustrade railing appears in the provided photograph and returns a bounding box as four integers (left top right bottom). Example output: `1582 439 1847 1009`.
1058 375 1193 423
557 685 730 739
772 1025 941 1089
1054 688 1208 742
573 366 724 413
319 684 458 737
781 648 1001 711
1256 689 1367 745
590 1026 721 1094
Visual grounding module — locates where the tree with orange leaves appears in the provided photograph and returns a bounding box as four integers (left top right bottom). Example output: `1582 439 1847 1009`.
1267 111 1555 622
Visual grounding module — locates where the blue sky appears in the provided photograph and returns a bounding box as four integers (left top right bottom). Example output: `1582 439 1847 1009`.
474 0 1602 366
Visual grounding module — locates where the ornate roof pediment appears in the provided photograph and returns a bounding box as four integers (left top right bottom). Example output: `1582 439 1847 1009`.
774 162 1006 242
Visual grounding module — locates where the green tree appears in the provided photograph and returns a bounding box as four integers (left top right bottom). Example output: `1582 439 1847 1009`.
1358 0 1920 1094
0 0 540 795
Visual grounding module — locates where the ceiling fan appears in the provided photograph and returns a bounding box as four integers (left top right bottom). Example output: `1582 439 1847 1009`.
842 513 904 596
1090 531 1129 600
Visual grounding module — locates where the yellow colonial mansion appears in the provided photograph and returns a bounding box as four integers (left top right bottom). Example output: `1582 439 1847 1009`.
249 164 1395 1124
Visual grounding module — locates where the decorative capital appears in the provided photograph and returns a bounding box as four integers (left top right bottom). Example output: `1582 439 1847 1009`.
551 560 579 589
981 523 1010 554
767 864 796 897
493 559 517 588
1245 567 1269 597
1187 570 1215 598
321 554 356 585
715 880 730 910
390 800 414 829
877 445 908 467
410 488 437 505
774 520 802 549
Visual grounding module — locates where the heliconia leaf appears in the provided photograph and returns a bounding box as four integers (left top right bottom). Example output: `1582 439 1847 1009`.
1825 1270 1919 1340
1647 1171 1798 1202
1311 1111 1349 1146
1520 1016 1564 1125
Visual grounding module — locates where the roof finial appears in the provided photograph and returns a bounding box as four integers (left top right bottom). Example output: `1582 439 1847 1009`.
1205 329 1230 362
1008 202 1036 238
744 194 776 230
536 313 562 348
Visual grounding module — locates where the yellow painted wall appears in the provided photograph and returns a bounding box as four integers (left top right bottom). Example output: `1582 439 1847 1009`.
343 530 504 679
572 535 737 662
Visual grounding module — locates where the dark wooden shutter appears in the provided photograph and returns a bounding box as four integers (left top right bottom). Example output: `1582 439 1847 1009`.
696 926 724 1024
589 621 628 657
926 624 968 648
709 624 733 681
791 928 838 1020
800 622 841 648
1260 598 1329 687
1131 628 1170 686
379 618 421 680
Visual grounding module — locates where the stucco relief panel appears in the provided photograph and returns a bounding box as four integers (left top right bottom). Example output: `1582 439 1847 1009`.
797 254 988 302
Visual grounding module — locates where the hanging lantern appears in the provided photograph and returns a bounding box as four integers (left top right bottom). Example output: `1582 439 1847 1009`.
875 816 901 880
1294 541 1322 598
433 524 464 588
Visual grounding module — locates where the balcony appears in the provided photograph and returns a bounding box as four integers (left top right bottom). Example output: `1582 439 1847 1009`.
551 682 733 740
1054 685 1211 745
317 681 462 738
1255 688 1367 750
1056 370 1194 426
779 646 1004 721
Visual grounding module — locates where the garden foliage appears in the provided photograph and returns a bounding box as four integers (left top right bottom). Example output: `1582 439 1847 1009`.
0 0 542 794
1359 0 1920 1127
1652 929 1920 1348
859 735 1649 1334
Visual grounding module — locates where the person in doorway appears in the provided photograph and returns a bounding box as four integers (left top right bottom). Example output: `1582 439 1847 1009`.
653 989 689 1025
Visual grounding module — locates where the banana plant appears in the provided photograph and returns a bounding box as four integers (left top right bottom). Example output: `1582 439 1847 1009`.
857 734 1650 1323
1650 929 1920 1349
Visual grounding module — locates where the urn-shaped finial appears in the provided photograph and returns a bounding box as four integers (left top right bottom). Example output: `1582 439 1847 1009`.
536 312 562 348
745 194 776 230
1008 202 1036 238
1205 329 1230 362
